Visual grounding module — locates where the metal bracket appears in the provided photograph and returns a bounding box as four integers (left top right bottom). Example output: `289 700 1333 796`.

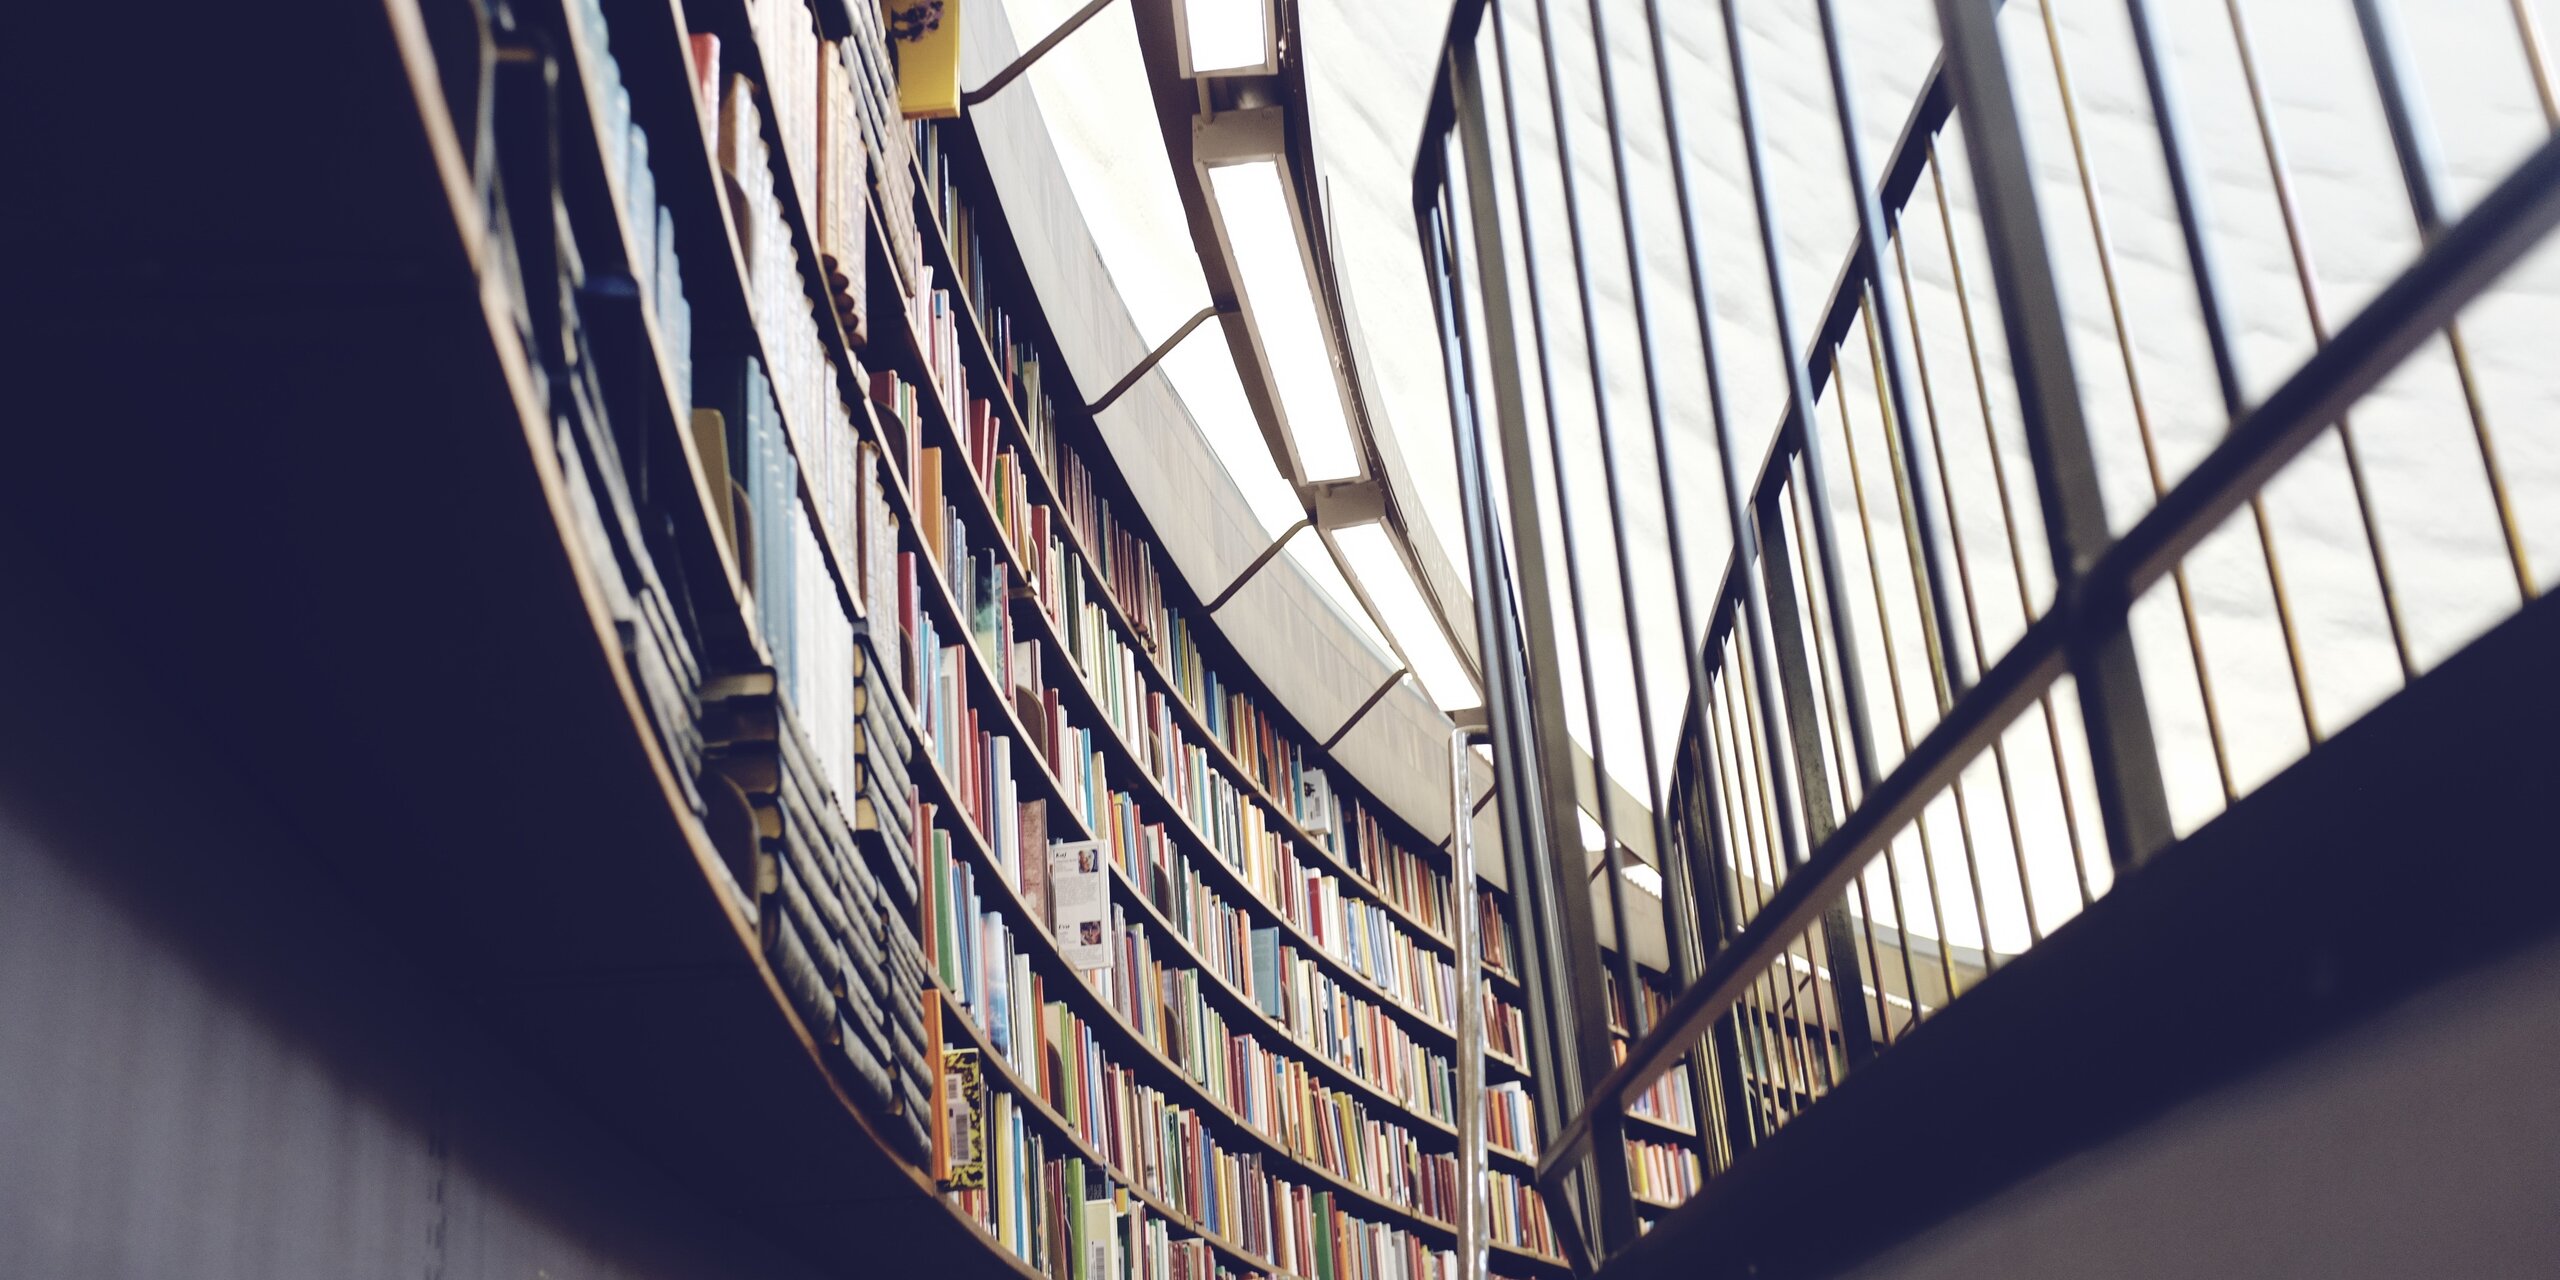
960 0 1119 108
1201 516 1313 612
1319 667 1410 752
1085 302 1230 417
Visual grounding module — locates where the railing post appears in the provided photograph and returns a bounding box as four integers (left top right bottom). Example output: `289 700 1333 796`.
1417 19 1635 1262
1930 0 2175 868
1450 722 1489 1280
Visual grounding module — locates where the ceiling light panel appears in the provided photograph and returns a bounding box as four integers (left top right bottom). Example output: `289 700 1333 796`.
1334 521 1477 709
1178 0 1274 76
1205 158 1363 484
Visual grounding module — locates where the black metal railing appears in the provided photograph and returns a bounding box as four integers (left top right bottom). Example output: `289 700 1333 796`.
1414 0 2559 1271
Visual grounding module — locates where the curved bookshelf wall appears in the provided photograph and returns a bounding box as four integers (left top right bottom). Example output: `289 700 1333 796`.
335 0 1574 1276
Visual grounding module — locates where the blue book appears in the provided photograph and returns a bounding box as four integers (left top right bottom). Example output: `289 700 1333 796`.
1249 928 1280 1020
985 912 1011 1058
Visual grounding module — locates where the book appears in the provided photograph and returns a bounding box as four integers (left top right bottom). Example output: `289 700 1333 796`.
1017 799 1049 923
939 1047 985 1189
1048 839 1109 973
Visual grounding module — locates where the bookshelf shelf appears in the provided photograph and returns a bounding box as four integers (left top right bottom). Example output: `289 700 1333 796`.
114 10 1069 1278
538 0 763 658
703 0 891 443
862 256 1467 1050
908 708 1465 1237
879 442 1550 1191
904 131 1471 960
934 999 1289 1279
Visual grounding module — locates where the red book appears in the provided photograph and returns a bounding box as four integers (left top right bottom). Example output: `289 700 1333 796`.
686 34 721 129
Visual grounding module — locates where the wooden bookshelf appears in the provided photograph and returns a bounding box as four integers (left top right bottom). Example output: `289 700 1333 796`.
882 112 1566 1268
82 0 1575 1273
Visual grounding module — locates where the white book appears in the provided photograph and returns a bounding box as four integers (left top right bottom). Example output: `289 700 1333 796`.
1048 839 1111 972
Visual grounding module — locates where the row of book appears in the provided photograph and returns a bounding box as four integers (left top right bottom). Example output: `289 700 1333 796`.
1052 447 1165 649
1333 800 1452 939
484 0 710 827
923 831 1469 1225
1115 836 1458 1127
1477 890 1518 976
938 1001 1461 1280
1028 677 1459 1042
1485 1168 1560 1259
567 0 698 414
711 66 840 509
914 121 1063 482
1625 1138 1701 1209
1482 991 1526 1066
1622 1062 1698 1136
878 136 1482 1069
1108 910 1457 1146
904 281 974 448
945 1074 1253 1280
1484 1083 1536 1161
742 0 820 239
700 663 929 1160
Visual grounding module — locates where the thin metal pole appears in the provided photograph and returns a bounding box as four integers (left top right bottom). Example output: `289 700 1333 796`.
2219 0 2416 684
1202 517 1314 612
1510 0 1654 1058
2113 0 2330 752
1721 0 1888 801
1429 165 1594 1271
1813 0 1974 703
1566 0 1740 1065
2514 0 2560 124
1784 474 1914 1035
1752 486 1877 1061
1923 147 2098 911
1319 667 1411 751
2033 5 2273 797
1851 314 2005 970
1457 12 1636 1254
1451 725 1487 1280
1889 223 2048 946
2350 0 2538 602
1829 360 1966 999
1932 0 2176 870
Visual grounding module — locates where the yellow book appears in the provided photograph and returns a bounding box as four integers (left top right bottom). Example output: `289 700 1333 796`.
887 0 963 119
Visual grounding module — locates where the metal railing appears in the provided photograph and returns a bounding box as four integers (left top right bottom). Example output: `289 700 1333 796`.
1413 0 2560 1271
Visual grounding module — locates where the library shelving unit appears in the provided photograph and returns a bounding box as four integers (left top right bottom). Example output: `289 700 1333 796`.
21 0 1578 1278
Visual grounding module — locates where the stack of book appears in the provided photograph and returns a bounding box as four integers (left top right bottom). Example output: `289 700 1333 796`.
712 68 831 472
1624 1136 1700 1209
814 37 866 344
565 0 694 412
487 10 706 816
1486 1167 1559 1257
698 669 911 1129
743 0 820 239
1484 1083 1536 1159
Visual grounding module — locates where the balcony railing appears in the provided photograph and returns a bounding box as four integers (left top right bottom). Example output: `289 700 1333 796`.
1412 0 2560 1271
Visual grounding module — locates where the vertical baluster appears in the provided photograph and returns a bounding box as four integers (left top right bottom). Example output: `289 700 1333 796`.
2349 0 2537 601
1923 147 2100 911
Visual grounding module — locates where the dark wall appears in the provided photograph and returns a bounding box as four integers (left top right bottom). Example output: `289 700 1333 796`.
0 560 823 1280
1840 920 2560 1280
